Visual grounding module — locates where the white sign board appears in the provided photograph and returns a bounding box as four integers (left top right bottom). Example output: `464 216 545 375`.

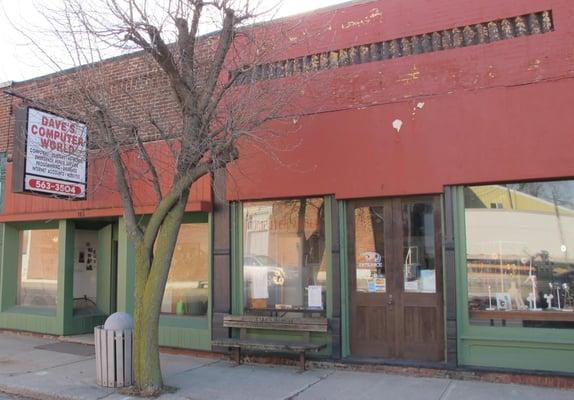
24 108 87 198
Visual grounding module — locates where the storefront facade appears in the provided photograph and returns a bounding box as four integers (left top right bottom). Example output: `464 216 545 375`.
1 0 574 377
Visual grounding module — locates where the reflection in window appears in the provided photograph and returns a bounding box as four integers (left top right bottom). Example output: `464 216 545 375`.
243 198 326 311
354 206 386 293
73 230 99 314
17 229 59 308
403 201 436 293
465 181 574 328
161 223 209 316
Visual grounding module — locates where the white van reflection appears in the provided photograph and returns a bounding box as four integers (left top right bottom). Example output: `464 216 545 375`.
243 255 285 286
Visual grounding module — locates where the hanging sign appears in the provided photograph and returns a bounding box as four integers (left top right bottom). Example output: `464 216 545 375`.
12 107 87 199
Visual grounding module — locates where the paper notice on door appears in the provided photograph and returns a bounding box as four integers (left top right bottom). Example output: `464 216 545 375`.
308 285 323 309
251 268 269 299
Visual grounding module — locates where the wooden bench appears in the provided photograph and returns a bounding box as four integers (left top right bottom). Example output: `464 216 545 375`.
212 315 328 370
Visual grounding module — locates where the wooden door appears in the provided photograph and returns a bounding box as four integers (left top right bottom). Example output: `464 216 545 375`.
348 196 444 362
348 200 395 357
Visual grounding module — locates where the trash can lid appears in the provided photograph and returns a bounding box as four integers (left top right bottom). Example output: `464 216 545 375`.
104 312 134 330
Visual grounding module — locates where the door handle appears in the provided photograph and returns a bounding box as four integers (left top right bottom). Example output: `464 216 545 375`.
387 294 394 306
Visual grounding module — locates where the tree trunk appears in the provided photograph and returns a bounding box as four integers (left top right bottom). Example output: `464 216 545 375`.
133 243 152 391
132 192 189 395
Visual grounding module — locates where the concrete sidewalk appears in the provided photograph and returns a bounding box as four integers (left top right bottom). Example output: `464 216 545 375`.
0 332 573 400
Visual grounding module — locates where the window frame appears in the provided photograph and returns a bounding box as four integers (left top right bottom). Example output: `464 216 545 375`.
234 196 332 318
160 219 210 318
453 183 574 342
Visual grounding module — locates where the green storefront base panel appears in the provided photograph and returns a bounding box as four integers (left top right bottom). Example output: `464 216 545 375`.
460 338 574 374
159 326 211 351
0 310 60 335
64 314 108 336
159 315 211 351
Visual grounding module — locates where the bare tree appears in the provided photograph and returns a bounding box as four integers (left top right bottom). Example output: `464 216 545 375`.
9 0 311 394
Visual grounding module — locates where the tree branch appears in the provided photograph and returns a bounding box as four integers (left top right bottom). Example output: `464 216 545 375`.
94 109 143 241
130 125 163 203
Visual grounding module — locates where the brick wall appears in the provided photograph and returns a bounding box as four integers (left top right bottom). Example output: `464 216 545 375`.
1 0 574 215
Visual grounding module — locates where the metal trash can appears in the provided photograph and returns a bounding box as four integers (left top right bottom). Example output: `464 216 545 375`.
95 312 134 387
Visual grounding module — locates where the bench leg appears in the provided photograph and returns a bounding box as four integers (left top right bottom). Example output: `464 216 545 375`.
232 347 241 365
299 352 306 371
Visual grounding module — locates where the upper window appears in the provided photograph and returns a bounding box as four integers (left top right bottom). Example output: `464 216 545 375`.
17 229 59 308
161 223 209 316
465 180 574 328
243 198 326 311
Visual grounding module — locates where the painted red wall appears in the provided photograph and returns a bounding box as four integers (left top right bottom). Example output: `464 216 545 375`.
226 0 574 200
1 143 211 222
2 0 574 214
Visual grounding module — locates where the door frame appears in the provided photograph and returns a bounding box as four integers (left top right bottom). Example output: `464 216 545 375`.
341 195 448 365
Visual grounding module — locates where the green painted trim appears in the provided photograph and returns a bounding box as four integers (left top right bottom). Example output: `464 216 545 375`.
160 314 209 329
0 224 17 312
156 212 212 351
230 198 332 353
59 220 75 334
67 221 118 335
3 306 56 317
0 311 60 334
1 220 113 335
230 202 243 316
96 224 114 315
0 224 5 311
182 212 209 224
207 211 213 348
325 197 333 320
10 221 59 230
453 186 574 373
159 324 211 350
112 223 119 241
439 194 448 362
113 213 211 349
116 217 135 314
460 334 574 346
339 200 350 358
0 222 62 334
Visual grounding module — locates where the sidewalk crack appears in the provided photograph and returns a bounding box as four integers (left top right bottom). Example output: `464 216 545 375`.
4 357 95 378
438 380 454 400
168 359 223 378
283 370 335 400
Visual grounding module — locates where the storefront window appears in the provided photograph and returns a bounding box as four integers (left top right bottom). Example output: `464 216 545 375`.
161 223 209 316
17 229 59 308
243 198 326 311
465 181 574 328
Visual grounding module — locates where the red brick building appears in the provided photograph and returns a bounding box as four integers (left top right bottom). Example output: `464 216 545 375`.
1 0 573 376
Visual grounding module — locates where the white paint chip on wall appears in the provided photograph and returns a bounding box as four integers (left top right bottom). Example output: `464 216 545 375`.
392 119 403 132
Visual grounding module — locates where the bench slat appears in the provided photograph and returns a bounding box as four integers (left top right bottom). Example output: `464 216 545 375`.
223 315 328 333
212 338 326 353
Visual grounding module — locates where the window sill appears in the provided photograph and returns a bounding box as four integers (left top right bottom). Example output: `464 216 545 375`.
470 310 574 322
3 306 56 317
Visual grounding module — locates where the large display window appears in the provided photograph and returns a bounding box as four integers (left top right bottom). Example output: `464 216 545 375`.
161 223 209 316
465 181 574 328
242 198 326 311
17 229 59 308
